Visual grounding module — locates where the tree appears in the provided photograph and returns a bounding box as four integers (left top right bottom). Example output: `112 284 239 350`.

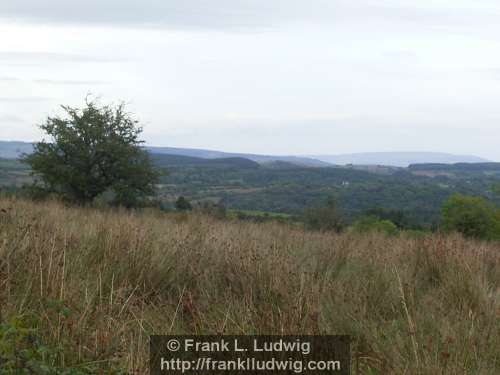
492 183 500 198
23 98 159 207
303 196 344 232
196 200 226 218
364 208 416 229
351 216 399 236
441 194 500 240
175 196 192 211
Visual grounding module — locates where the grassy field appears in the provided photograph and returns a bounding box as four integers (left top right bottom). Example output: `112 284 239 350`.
0 197 499 373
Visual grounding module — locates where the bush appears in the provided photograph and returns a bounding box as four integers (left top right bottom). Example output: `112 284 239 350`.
302 197 344 232
441 194 500 240
175 196 192 211
195 200 226 219
364 207 419 229
0 315 101 374
351 216 399 236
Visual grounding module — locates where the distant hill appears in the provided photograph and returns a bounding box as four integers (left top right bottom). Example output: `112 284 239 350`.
259 160 303 170
311 152 489 167
409 162 500 171
150 153 260 169
0 142 491 168
146 146 330 167
0 141 329 167
407 162 500 178
0 141 33 159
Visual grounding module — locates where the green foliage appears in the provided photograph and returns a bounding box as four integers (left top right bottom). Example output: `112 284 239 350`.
351 216 399 236
0 315 96 374
441 194 500 240
175 196 192 211
302 196 344 232
22 98 159 207
195 200 227 219
5 136 500 227
154 158 500 228
364 207 419 229
492 183 500 197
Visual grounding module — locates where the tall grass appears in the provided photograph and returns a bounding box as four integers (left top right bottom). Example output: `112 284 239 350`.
0 197 499 374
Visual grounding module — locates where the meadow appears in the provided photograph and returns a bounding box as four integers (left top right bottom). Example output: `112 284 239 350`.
0 197 499 374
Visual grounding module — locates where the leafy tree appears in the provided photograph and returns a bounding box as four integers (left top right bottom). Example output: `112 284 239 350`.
364 208 417 229
175 196 192 211
351 216 399 236
303 196 344 232
441 194 500 240
492 183 500 198
23 98 159 207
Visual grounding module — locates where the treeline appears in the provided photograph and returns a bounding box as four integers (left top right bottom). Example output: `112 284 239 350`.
161 190 500 242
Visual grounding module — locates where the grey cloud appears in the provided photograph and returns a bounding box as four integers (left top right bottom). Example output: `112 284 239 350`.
0 0 283 29
1 0 498 31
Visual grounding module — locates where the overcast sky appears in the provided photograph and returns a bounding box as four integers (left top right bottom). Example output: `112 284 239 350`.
1 0 499 159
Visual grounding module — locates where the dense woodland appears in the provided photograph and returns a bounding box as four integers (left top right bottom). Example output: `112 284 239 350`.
2 151 500 229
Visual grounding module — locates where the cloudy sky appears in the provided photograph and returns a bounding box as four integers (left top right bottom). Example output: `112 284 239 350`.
1 0 499 159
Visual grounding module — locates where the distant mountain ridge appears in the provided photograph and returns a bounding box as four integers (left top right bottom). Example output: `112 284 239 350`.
0 141 34 159
310 152 490 167
0 141 328 167
0 141 491 167
150 153 260 169
145 146 330 167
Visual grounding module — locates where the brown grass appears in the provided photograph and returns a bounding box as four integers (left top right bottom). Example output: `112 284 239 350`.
0 197 499 374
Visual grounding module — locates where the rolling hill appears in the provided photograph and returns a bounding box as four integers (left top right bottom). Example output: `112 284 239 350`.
1 141 491 168
150 153 260 169
311 152 490 167
145 146 330 167
0 141 34 159
0 141 329 167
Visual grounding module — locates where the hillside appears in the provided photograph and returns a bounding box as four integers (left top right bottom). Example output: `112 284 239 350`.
312 152 490 167
2 150 500 227
0 141 330 167
409 162 500 175
0 141 33 159
150 153 260 169
157 162 500 226
1 141 491 168
146 146 331 167
0 198 498 373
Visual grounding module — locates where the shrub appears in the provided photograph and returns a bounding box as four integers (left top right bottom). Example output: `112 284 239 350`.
195 200 226 219
302 197 344 232
175 196 192 211
441 194 500 240
0 315 101 374
351 216 399 236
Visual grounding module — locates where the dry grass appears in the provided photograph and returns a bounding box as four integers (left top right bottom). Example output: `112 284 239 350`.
0 197 499 374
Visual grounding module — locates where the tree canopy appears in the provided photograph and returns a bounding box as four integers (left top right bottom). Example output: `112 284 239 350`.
302 196 344 232
175 196 192 211
23 98 159 207
441 194 500 240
